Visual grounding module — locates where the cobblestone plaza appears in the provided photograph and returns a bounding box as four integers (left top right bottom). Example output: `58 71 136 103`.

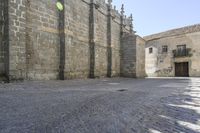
0 78 200 133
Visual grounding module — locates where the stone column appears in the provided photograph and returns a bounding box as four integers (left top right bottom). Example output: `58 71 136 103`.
58 0 66 80
107 0 112 77
120 4 124 76
4 0 9 82
89 0 96 78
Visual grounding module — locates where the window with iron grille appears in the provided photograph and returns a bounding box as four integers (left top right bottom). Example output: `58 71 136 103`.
162 45 168 53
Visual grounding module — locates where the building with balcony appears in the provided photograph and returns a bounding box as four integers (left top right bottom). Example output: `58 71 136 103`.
144 24 200 77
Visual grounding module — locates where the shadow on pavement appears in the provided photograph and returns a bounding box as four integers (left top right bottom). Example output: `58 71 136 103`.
148 78 200 133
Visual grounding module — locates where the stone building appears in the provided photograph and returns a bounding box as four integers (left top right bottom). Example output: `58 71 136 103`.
0 0 145 81
145 24 200 77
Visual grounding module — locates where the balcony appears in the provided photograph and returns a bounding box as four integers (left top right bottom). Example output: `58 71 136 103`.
173 48 191 58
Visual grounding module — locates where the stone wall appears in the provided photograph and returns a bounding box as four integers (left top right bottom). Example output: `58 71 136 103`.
8 0 60 80
94 3 108 77
120 34 146 78
136 36 146 78
111 15 121 76
5 0 136 81
145 41 159 77
121 33 136 77
145 25 200 77
64 0 90 79
9 0 28 80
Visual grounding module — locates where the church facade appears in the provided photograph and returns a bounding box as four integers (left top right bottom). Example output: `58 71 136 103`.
0 0 145 81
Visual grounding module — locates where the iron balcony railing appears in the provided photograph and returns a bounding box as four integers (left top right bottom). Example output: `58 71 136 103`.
173 48 191 57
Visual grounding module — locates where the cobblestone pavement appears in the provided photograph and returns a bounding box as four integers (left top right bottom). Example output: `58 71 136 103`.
0 78 200 133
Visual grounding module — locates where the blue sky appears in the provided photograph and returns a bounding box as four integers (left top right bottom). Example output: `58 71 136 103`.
112 0 200 36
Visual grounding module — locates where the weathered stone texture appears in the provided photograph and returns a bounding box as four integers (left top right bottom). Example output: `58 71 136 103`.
8 0 60 80
121 33 136 77
64 0 90 79
145 41 159 77
136 36 146 78
120 34 145 78
9 0 28 80
95 6 108 77
145 25 200 77
3 0 140 81
111 19 121 76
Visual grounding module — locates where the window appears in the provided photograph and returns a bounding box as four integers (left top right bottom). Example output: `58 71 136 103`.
149 48 153 54
177 44 187 56
162 45 168 53
177 45 186 51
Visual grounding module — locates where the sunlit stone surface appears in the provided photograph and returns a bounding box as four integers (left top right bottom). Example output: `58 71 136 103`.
0 78 200 133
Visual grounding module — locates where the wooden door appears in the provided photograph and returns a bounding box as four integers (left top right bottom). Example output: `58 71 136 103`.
175 62 189 77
